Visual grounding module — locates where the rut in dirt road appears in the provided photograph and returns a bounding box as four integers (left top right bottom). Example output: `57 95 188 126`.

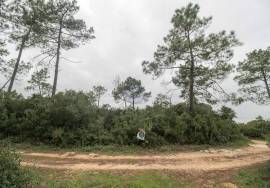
20 140 270 172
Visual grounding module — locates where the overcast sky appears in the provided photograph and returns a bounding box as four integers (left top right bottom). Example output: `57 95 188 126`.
2 0 270 122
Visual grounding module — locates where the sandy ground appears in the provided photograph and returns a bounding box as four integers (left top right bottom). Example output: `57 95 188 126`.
20 140 270 172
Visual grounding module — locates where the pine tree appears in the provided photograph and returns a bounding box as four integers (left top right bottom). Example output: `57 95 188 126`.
45 0 95 96
25 68 52 96
92 85 107 107
112 81 128 108
142 3 240 115
153 94 171 108
112 77 151 109
5 0 49 93
234 47 270 104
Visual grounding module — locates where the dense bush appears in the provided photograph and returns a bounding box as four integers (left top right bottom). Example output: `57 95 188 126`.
0 90 241 147
0 144 30 187
240 117 270 138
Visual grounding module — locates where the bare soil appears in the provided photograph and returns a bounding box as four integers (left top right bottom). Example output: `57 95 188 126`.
20 140 270 172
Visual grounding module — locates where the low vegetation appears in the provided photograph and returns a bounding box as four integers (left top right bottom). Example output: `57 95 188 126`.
28 170 193 188
239 117 270 141
0 90 242 147
0 144 31 187
234 162 270 188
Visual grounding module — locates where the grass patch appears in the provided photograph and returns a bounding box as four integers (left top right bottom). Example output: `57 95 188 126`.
27 168 194 188
1 137 250 156
263 134 270 145
234 161 270 188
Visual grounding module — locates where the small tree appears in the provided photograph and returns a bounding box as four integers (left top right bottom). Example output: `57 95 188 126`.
153 93 171 108
112 77 151 109
112 81 128 108
25 68 52 96
234 47 270 104
92 85 107 107
45 0 95 96
219 106 236 121
142 3 240 115
0 146 30 187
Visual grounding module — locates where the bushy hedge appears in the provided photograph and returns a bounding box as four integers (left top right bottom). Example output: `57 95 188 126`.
0 90 241 147
240 117 270 139
0 144 30 187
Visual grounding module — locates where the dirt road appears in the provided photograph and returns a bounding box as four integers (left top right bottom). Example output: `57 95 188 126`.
20 140 270 172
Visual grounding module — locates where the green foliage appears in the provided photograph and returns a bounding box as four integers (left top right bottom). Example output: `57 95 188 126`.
240 117 270 138
234 47 270 104
235 162 270 188
153 93 171 108
1 58 32 80
46 0 95 50
142 3 241 113
0 90 241 147
45 0 95 96
92 85 107 107
5 0 52 92
112 77 151 109
25 68 52 96
28 170 192 188
0 144 30 188
0 40 9 75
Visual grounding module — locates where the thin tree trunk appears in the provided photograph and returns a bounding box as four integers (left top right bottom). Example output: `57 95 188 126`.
0 78 11 92
52 20 63 96
187 32 195 115
261 68 270 98
132 96 135 109
7 29 30 93
38 82 42 96
124 98 127 108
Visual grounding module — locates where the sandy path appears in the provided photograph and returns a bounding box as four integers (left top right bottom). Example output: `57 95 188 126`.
20 140 270 172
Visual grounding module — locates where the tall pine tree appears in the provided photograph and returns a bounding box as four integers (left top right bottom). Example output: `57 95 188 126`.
142 3 240 115
5 0 49 93
45 0 95 96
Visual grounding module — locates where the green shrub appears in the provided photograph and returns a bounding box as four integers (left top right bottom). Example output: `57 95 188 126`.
0 145 30 187
0 90 242 147
264 134 270 145
240 117 270 139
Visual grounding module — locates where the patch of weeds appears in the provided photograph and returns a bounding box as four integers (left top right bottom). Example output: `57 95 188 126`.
27 169 195 188
234 162 270 188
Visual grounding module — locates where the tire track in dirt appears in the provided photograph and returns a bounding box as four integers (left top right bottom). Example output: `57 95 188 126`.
20 140 270 172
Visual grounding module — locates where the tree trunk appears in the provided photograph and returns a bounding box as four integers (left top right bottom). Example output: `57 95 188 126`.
52 20 63 96
97 95 100 107
0 78 11 92
187 32 195 115
124 98 127 108
132 96 135 109
261 68 270 98
38 82 42 96
7 30 30 93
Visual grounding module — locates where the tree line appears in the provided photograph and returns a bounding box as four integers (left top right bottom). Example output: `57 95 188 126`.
0 1 269 110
